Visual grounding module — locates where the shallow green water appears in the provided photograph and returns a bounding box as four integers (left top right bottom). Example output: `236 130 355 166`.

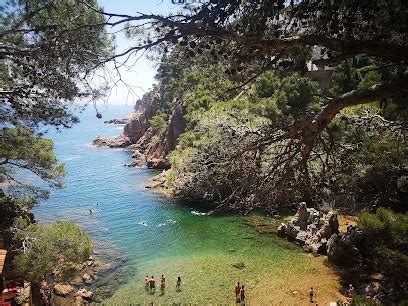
34 106 340 304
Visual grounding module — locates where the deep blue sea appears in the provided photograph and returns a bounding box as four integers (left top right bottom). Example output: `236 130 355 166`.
33 105 339 304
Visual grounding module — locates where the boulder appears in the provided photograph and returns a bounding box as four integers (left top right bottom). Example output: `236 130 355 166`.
146 157 170 169
75 288 94 300
295 202 309 230
82 273 94 284
295 230 309 245
327 226 364 264
278 203 341 256
277 223 287 237
104 118 128 124
285 222 300 240
53 284 75 297
92 135 130 148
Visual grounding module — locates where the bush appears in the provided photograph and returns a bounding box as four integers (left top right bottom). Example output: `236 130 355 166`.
358 208 408 277
13 220 92 281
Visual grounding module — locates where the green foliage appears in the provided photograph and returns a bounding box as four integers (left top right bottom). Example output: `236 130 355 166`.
149 111 168 133
0 127 65 202
1 0 113 129
275 74 322 118
0 0 111 204
13 220 92 281
331 61 360 95
252 71 280 99
359 71 382 89
358 208 408 277
251 72 322 120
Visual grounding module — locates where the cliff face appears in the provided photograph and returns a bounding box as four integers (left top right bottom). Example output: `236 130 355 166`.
122 100 186 169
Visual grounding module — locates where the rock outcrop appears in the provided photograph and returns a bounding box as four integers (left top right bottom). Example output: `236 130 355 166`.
104 118 128 124
278 203 365 265
92 135 130 148
278 202 339 255
123 112 151 144
326 226 364 264
95 95 187 170
53 284 75 297
75 288 94 301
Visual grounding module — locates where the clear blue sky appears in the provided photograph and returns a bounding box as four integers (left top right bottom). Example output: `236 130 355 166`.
97 0 178 105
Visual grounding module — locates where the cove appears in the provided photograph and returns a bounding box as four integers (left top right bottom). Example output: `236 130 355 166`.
34 105 343 304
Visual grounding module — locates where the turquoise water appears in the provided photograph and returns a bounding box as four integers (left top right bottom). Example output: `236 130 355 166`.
34 105 341 304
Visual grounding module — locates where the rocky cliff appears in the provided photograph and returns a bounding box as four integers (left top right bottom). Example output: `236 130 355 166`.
95 96 187 170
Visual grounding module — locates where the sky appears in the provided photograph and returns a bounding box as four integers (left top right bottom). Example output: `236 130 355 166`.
96 0 179 106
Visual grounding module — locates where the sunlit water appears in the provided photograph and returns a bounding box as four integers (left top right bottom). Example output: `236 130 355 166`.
34 105 341 304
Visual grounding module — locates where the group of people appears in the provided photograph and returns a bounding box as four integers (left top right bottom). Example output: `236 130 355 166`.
234 282 246 303
145 275 182 294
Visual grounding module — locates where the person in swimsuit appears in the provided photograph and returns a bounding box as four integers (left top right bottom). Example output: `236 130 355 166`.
235 282 241 302
160 274 165 292
240 285 245 304
145 275 149 290
176 276 182 290
309 287 315 303
149 276 156 293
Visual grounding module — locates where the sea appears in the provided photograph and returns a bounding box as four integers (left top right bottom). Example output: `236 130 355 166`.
33 105 340 304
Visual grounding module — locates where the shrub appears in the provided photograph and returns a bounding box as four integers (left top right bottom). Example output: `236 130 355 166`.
358 208 408 277
13 220 92 281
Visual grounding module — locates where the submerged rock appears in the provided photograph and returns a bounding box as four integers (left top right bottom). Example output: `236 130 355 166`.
232 262 246 269
82 273 95 284
75 288 94 300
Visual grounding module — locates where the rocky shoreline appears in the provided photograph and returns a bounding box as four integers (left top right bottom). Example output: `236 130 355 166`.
39 256 111 305
277 203 400 304
93 103 185 171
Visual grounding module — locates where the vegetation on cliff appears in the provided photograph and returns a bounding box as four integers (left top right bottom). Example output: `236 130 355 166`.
13 219 92 282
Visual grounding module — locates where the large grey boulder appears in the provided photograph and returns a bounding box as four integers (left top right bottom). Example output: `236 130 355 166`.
278 203 339 256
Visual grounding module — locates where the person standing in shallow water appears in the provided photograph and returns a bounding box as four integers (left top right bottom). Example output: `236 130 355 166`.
235 282 241 302
309 287 315 303
176 276 182 290
145 275 149 290
239 285 245 304
160 274 165 293
149 276 156 293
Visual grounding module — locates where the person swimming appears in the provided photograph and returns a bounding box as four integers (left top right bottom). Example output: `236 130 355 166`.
89 209 93 214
